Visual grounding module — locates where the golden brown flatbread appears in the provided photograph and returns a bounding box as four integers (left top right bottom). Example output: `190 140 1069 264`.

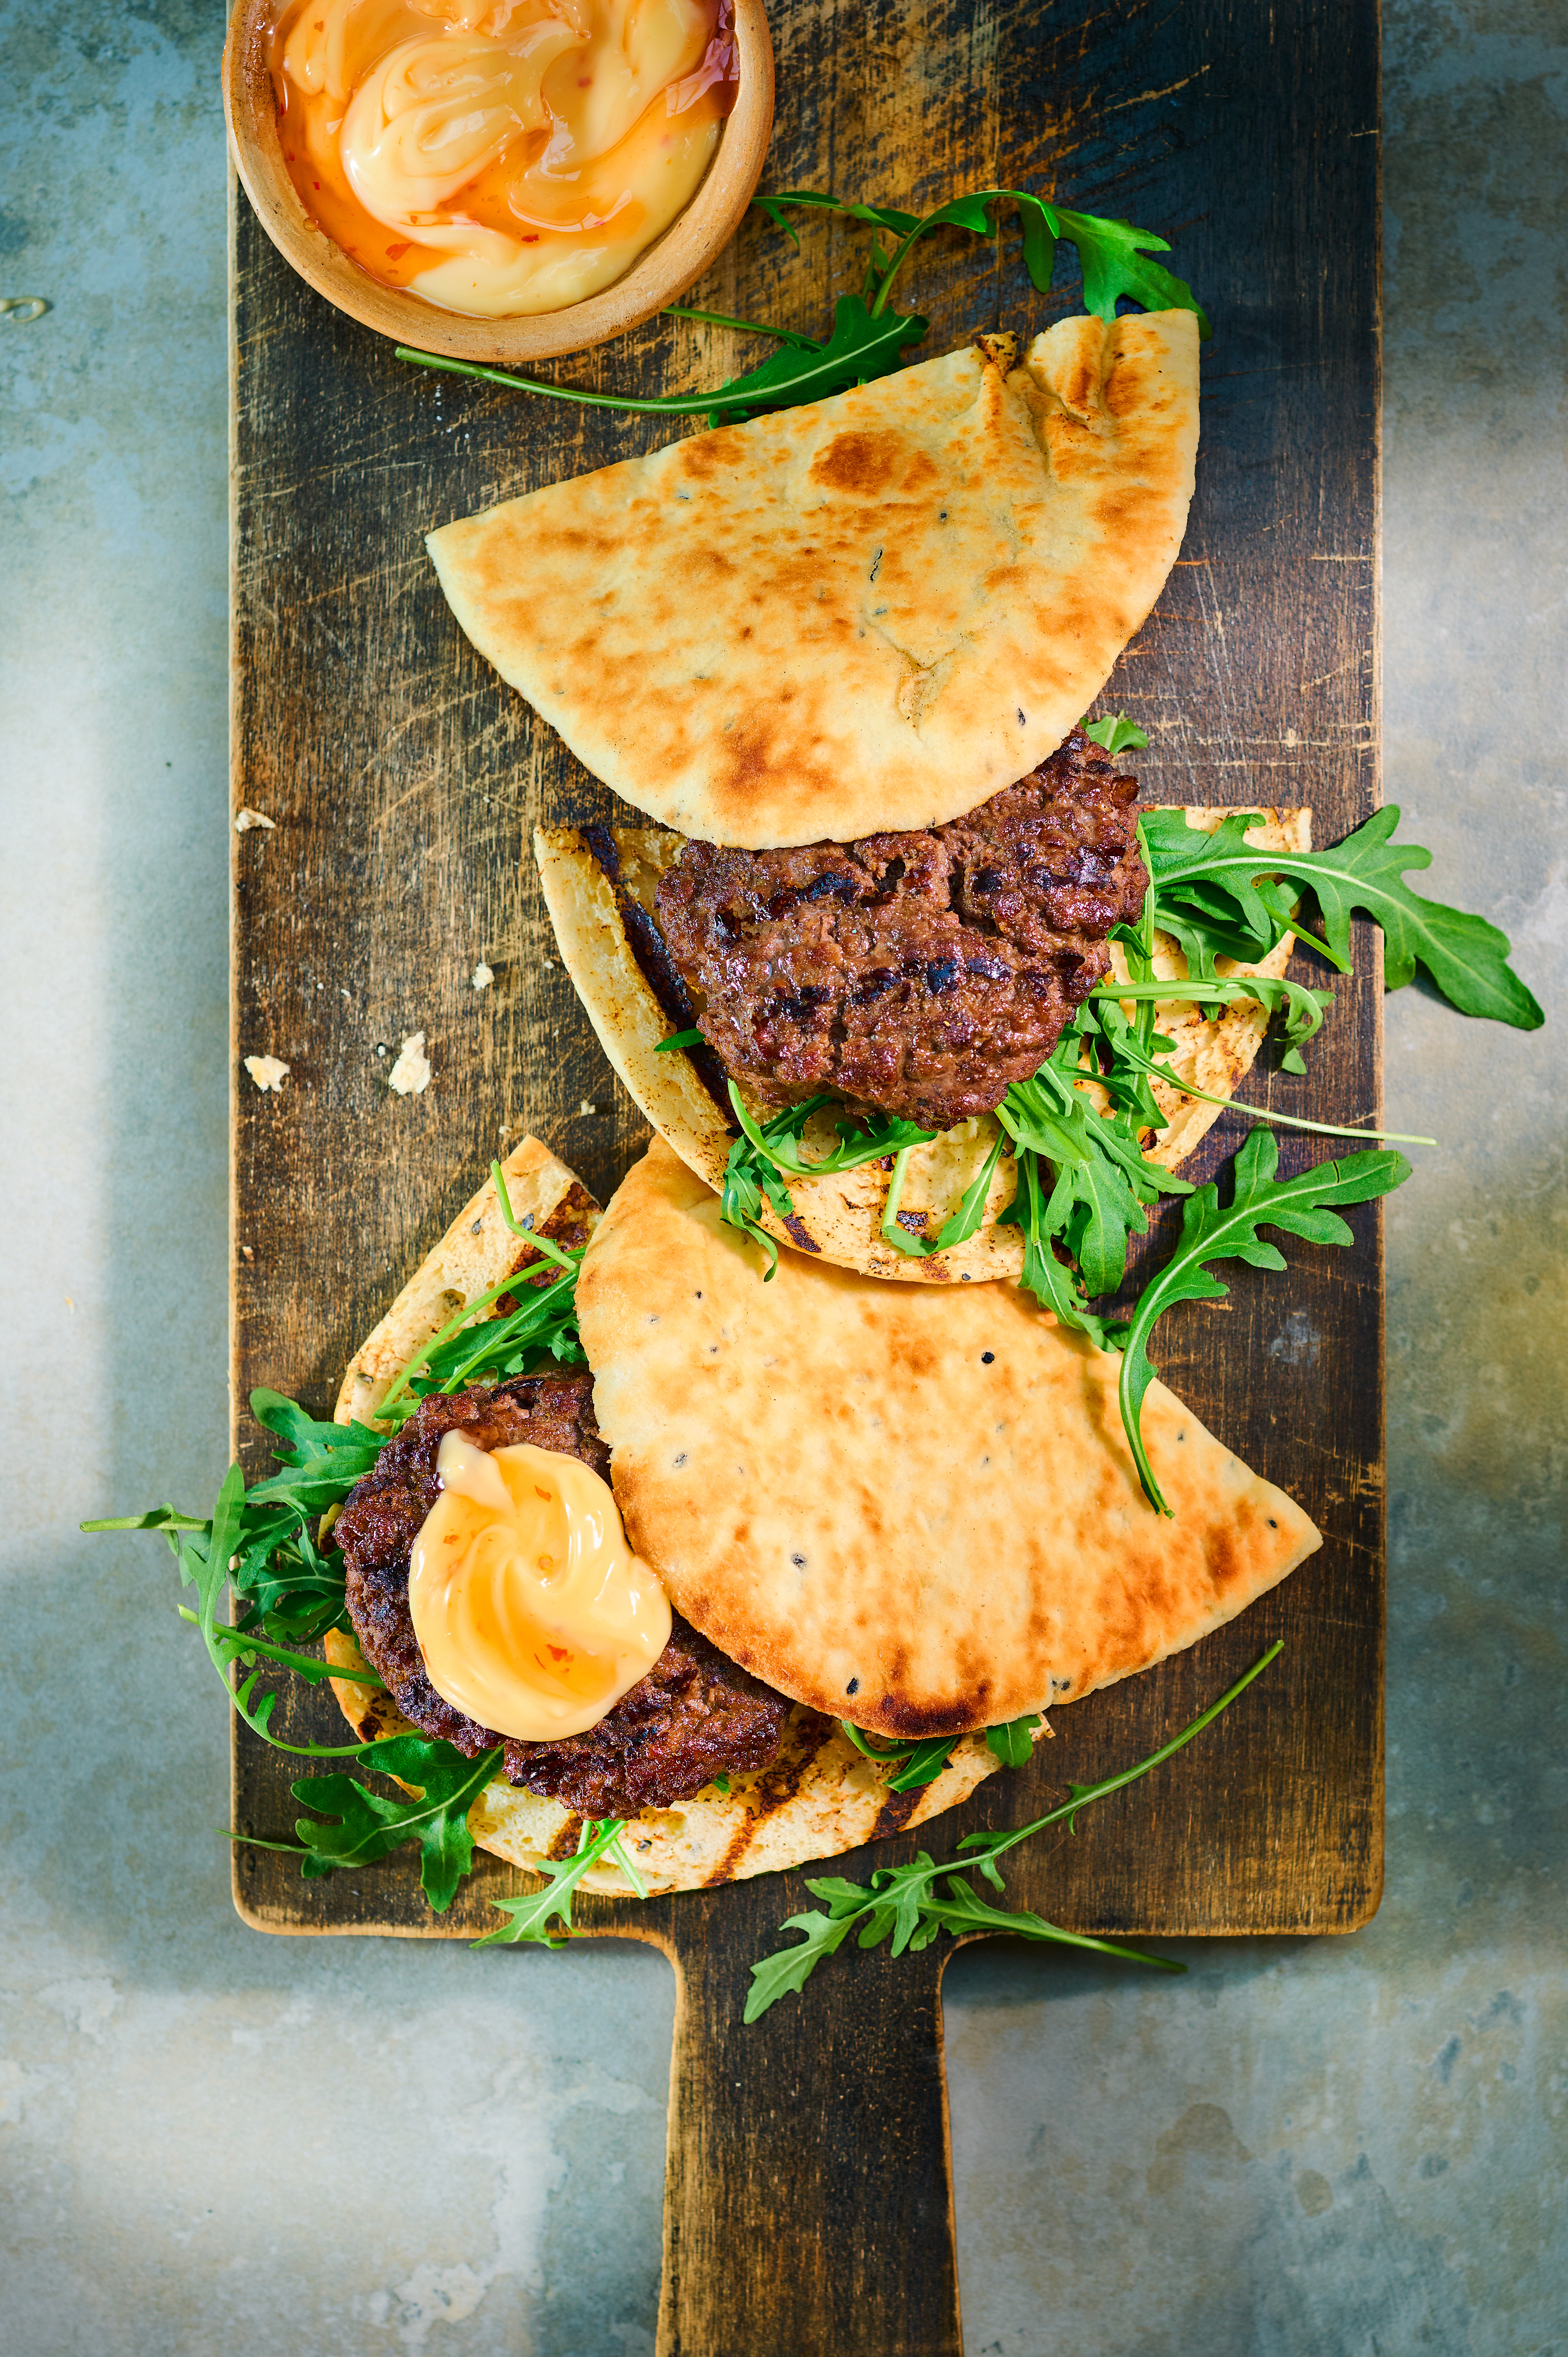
533 808 1312 1282
428 313 1199 848
324 1137 1017 1895
577 1140 1321 1738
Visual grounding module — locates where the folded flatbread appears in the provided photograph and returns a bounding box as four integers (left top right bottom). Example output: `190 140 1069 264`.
323 1138 1011 1895
428 313 1200 848
534 808 1312 1282
577 1139 1322 1737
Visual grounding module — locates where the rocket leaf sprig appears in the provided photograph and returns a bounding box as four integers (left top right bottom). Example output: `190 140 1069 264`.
395 183 1208 422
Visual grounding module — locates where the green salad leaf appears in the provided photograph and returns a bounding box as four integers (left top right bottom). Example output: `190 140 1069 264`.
397 180 1207 419
1120 1130 1410 1513
474 1817 646 1945
838 1723 962 1792
997 1029 1192 1297
1083 712 1151 756
985 1713 1042 1769
745 1645 1282 2020
1142 805 1545 1029
283 1737 504 1910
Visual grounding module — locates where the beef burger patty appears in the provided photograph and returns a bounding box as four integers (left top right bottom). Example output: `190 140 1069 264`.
656 729 1148 1133
334 1373 788 1816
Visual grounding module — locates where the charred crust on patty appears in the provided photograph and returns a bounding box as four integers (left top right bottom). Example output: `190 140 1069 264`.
655 730 1148 1133
332 1375 788 1815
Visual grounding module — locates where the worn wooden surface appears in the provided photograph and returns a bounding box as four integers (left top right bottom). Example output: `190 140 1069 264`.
230 2 1380 2347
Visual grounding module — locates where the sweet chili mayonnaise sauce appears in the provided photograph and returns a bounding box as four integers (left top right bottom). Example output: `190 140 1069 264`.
407 1430 671 1739
268 0 737 318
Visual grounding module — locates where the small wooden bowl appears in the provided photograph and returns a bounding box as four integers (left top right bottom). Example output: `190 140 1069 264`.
222 0 775 363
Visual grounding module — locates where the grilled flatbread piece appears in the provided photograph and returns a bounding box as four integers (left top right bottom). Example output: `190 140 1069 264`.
534 808 1312 1282
577 1139 1322 1739
428 313 1199 848
323 1138 1014 1896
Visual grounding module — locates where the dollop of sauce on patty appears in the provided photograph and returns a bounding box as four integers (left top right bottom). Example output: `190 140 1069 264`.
408 1429 672 1740
334 1374 789 1813
269 0 737 317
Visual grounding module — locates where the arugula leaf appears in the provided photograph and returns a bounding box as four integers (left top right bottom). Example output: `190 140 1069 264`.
746 1645 1282 2020
1088 968 1335 1069
719 1083 936 1268
985 1714 1041 1769
408 1263 584 1400
750 190 923 246
744 1904 862 2020
880 1131 1006 1260
287 1736 502 1909
999 1146 1125 1350
1142 805 1544 1030
841 1708 1044 1789
231 1514 351 1645
729 1080 934 1179
662 303 821 350
838 1721 958 1790
247 1391 385 1511
378 1180 584 1419
920 1874 1184 1966
997 1034 1192 1298
401 184 1207 422
1120 1130 1411 1513
473 1817 646 1945
1083 712 1150 756
1053 207 1211 333
703 295 930 425
177 1607 382 1688
85 1481 354 1650
655 1026 706 1053
397 294 929 429
834 187 1209 337
719 1127 792 1277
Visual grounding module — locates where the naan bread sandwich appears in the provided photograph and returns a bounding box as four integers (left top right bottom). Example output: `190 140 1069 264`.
318 1132 1320 1897
426 308 1271 1278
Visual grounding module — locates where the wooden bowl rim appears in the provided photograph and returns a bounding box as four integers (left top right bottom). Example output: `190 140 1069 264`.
222 0 775 364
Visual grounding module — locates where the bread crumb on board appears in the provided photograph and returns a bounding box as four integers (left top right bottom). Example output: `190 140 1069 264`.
472 961 494 991
234 807 276 832
243 1054 290 1093
388 1033 432 1095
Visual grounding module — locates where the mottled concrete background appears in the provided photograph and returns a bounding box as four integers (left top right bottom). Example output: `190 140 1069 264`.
2 3 1562 2350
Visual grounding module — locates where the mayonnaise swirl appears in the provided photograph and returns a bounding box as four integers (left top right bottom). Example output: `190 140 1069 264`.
269 0 735 318
408 1431 671 1740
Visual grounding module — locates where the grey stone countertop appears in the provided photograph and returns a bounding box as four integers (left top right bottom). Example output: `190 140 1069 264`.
2 4 1562 2350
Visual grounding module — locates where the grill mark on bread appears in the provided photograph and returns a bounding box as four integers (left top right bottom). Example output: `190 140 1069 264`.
869 1785 923 1842
581 823 736 1122
546 1813 585 1861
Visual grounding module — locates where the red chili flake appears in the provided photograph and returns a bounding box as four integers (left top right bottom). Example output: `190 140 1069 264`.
385 240 410 260
577 75 591 86
520 233 539 244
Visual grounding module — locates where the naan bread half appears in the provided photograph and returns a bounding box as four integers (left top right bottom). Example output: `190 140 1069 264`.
534 808 1312 1282
428 313 1199 848
323 1137 1014 1895
577 1139 1321 1739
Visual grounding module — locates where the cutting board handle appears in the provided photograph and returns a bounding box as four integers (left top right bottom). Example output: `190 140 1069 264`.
655 1896 962 2355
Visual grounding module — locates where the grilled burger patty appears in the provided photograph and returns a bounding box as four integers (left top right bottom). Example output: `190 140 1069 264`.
334 1374 788 1815
656 729 1148 1132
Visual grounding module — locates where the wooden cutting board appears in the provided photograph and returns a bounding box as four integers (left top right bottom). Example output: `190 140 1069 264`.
227 2 1381 2345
